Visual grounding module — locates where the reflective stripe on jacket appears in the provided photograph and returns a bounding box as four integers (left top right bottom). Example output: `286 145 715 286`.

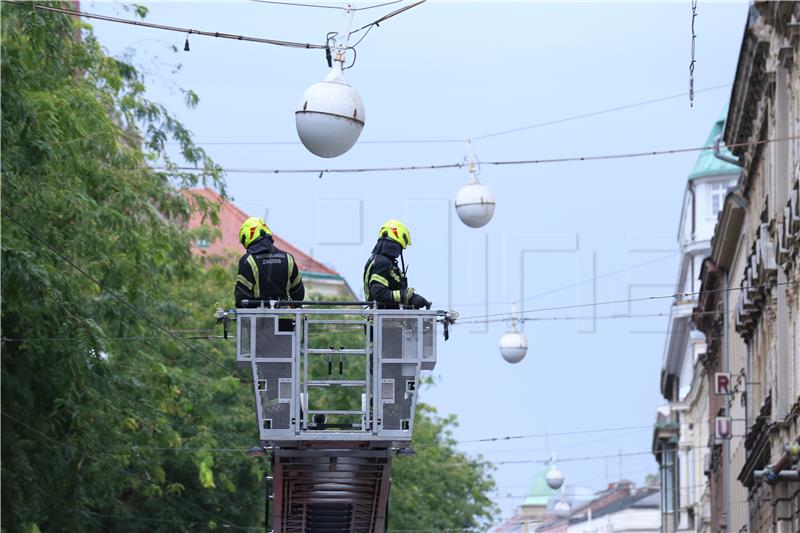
363 238 412 307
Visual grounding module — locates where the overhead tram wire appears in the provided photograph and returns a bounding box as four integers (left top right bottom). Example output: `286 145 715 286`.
2 311 716 345
5 417 679 468
354 0 408 12
18 2 326 49
0 209 249 383
455 311 719 327
249 0 347 9
453 251 680 308
20 0 427 51
250 0 405 10
4 411 681 457
181 83 731 147
349 0 426 36
162 135 798 175
458 424 653 445
2 312 702 345
25 1 729 148
456 280 799 323
473 83 732 141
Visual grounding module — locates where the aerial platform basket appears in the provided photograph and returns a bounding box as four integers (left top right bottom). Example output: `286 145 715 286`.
229 301 453 447
218 301 456 532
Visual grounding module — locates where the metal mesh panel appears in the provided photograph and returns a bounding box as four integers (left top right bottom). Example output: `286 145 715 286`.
381 380 394 402
422 318 434 357
380 364 412 430
239 317 251 357
255 317 293 358
279 380 292 401
256 362 292 431
422 318 435 367
380 318 418 360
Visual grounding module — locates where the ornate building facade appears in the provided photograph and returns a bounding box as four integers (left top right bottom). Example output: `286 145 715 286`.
693 3 800 532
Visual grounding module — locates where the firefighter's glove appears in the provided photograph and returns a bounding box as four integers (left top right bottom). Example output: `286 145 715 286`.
409 293 431 310
402 287 415 305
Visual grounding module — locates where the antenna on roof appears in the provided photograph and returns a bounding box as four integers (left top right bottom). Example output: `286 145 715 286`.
263 209 269 223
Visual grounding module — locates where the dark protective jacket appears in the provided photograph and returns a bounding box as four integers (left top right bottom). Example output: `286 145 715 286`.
363 238 413 307
235 236 304 306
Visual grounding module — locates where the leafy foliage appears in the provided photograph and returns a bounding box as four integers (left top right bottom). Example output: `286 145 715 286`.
1 4 258 530
390 396 498 531
1 3 496 531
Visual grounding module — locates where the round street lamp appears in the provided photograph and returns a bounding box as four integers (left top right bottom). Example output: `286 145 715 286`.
554 496 571 518
455 139 495 228
546 456 564 490
499 304 527 364
296 4 365 158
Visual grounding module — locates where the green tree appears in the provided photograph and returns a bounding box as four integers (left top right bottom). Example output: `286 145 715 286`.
1 3 497 531
1 3 260 530
390 400 498 531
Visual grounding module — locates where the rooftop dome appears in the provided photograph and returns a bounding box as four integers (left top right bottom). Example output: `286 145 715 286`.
688 107 741 181
522 469 558 507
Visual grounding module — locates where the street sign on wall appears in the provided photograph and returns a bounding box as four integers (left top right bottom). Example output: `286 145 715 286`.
715 372 731 395
715 416 732 441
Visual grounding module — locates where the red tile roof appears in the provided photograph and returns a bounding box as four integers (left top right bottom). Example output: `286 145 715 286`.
185 188 340 277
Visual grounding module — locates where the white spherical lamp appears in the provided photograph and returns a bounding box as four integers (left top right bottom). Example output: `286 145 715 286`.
296 64 365 158
455 175 495 228
546 464 565 490
499 330 527 364
499 304 526 363
554 498 571 517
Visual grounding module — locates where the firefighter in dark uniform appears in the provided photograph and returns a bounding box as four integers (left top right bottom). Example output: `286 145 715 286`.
235 217 304 307
363 219 430 309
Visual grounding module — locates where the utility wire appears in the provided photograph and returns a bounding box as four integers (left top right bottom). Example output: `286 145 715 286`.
1 209 248 382
21 0 424 52
349 0 425 35
181 84 730 147
250 0 346 9
454 252 679 309
455 311 719 327
2 408 665 467
470 428 652 456
459 425 652 445
443 449 667 468
456 280 798 322
164 136 797 175
474 83 729 141
2 313 703 339
452 417 755 447
250 0 404 10
19 2 326 49
355 0 407 11
6 409 752 458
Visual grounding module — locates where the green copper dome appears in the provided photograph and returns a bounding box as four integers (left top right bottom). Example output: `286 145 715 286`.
523 469 558 506
688 108 741 180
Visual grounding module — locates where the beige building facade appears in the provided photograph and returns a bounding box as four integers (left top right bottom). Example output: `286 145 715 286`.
693 3 800 532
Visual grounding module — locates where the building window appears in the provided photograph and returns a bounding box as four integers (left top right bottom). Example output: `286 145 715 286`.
710 182 727 217
661 449 675 512
196 238 210 250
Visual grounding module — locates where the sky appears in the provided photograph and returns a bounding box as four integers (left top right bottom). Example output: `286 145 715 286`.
85 0 750 522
